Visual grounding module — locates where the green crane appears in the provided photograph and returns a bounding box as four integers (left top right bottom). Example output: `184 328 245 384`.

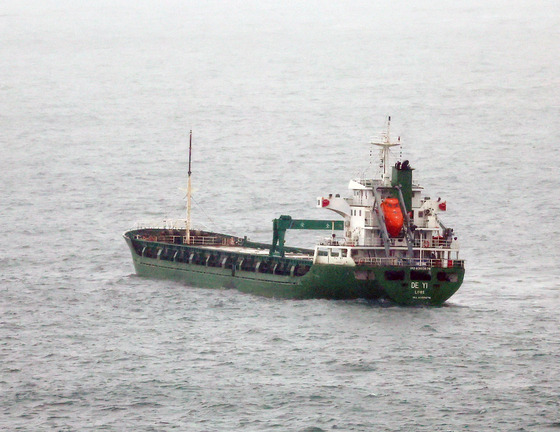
270 215 344 257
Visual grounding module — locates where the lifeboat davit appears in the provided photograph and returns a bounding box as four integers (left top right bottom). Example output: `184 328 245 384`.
381 197 404 237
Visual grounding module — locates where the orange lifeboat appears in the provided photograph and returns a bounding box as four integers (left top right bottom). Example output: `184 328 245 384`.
381 197 403 237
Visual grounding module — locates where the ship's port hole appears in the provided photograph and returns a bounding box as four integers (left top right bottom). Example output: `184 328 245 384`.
437 272 458 282
354 270 376 281
411 270 432 281
385 270 405 281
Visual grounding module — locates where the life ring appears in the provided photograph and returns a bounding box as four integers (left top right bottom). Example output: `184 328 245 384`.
423 240 430 248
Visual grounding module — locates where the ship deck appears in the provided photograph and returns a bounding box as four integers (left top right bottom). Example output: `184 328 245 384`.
196 244 314 260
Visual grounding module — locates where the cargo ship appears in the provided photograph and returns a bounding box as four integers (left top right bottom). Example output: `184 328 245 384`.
124 119 464 305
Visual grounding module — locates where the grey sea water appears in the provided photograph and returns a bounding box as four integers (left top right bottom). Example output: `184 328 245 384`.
2 0 560 430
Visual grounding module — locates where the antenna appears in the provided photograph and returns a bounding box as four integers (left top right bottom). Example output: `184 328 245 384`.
186 130 193 244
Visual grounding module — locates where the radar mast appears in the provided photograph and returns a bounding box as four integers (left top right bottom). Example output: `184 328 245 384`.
371 116 400 185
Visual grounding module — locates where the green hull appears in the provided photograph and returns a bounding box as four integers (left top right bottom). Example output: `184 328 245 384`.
125 233 464 306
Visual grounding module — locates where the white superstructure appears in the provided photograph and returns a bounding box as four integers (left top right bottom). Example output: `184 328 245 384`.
314 118 461 269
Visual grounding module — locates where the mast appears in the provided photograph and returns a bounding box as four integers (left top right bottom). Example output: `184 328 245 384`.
371 116 400 185
186 130 193 244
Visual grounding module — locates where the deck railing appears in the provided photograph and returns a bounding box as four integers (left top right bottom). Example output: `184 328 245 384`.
188 236 221 245
354 257 464 268
134 219 187 230
320 237 456 249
